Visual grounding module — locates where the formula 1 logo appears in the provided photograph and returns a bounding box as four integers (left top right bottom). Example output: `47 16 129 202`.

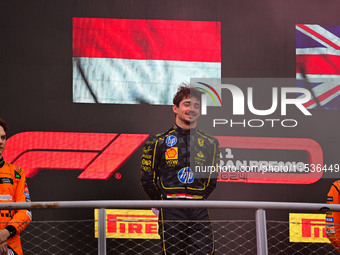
178 167 194 184
3 131 323 184
3 132 148 179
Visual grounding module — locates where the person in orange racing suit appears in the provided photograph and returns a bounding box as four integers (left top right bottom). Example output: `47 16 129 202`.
0 118 32 255
326 180 340 254
141 85 220 254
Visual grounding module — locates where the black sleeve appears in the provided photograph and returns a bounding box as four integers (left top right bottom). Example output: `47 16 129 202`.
5 225 17 237
140 136 161 200
204 138 220 198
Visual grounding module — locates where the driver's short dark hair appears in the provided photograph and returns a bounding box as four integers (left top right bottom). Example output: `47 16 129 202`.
173 84 203 107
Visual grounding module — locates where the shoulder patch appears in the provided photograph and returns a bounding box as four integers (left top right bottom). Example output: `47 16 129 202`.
197 130 214 144
155 127 175 139
14 170 21 179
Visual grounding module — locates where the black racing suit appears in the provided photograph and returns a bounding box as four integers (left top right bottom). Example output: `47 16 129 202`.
141 124 220 254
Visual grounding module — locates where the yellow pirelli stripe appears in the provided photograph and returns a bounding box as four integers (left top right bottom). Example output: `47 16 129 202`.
95 209 160 239
289 213 330 243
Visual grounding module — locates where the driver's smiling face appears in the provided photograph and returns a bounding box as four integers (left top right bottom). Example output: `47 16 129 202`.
173 96 200 128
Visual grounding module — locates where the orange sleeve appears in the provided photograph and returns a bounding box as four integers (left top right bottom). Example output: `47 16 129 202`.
8 168 32 234
326 181 340 254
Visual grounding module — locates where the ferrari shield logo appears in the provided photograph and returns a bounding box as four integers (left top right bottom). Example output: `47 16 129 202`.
198 138 204 147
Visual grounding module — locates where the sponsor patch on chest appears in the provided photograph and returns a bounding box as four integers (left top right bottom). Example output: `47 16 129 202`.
0 195 12 201
0 178 13 185
165 147 178 159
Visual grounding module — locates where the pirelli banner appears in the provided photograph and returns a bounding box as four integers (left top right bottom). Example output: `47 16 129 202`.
94 209 160 239
289 213 330 243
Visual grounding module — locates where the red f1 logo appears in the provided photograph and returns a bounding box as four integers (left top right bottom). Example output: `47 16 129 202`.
3 132 149 179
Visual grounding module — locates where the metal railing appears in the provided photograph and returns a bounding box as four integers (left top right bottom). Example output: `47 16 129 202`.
1 200 338 255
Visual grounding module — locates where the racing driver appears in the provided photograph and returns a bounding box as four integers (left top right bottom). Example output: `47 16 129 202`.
0 118 32 255
141 85 220 254
326 180 340 253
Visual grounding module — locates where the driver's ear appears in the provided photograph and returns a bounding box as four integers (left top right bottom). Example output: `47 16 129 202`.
173 104 178 114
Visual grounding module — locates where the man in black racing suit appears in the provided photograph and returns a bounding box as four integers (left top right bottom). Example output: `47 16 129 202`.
141 85 220 254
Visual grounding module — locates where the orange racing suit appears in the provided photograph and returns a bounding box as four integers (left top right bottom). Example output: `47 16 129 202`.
326 180 340 254
0 158 32 255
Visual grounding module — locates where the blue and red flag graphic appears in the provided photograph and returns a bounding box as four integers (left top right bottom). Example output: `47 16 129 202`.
296 24 340 109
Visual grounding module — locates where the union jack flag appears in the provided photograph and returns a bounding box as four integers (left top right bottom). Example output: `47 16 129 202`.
296 24 340 109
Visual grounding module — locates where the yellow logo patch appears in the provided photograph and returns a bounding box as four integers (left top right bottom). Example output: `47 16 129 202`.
165 147 178 160
197 151 204 158
289 213 329 243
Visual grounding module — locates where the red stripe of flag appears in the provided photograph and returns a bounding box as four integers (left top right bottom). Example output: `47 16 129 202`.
303 84 340 108
296 55 340 75
297 24 340 50
73 18 221 62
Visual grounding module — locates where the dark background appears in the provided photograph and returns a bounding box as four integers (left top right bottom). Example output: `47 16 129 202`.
1 0 340 224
